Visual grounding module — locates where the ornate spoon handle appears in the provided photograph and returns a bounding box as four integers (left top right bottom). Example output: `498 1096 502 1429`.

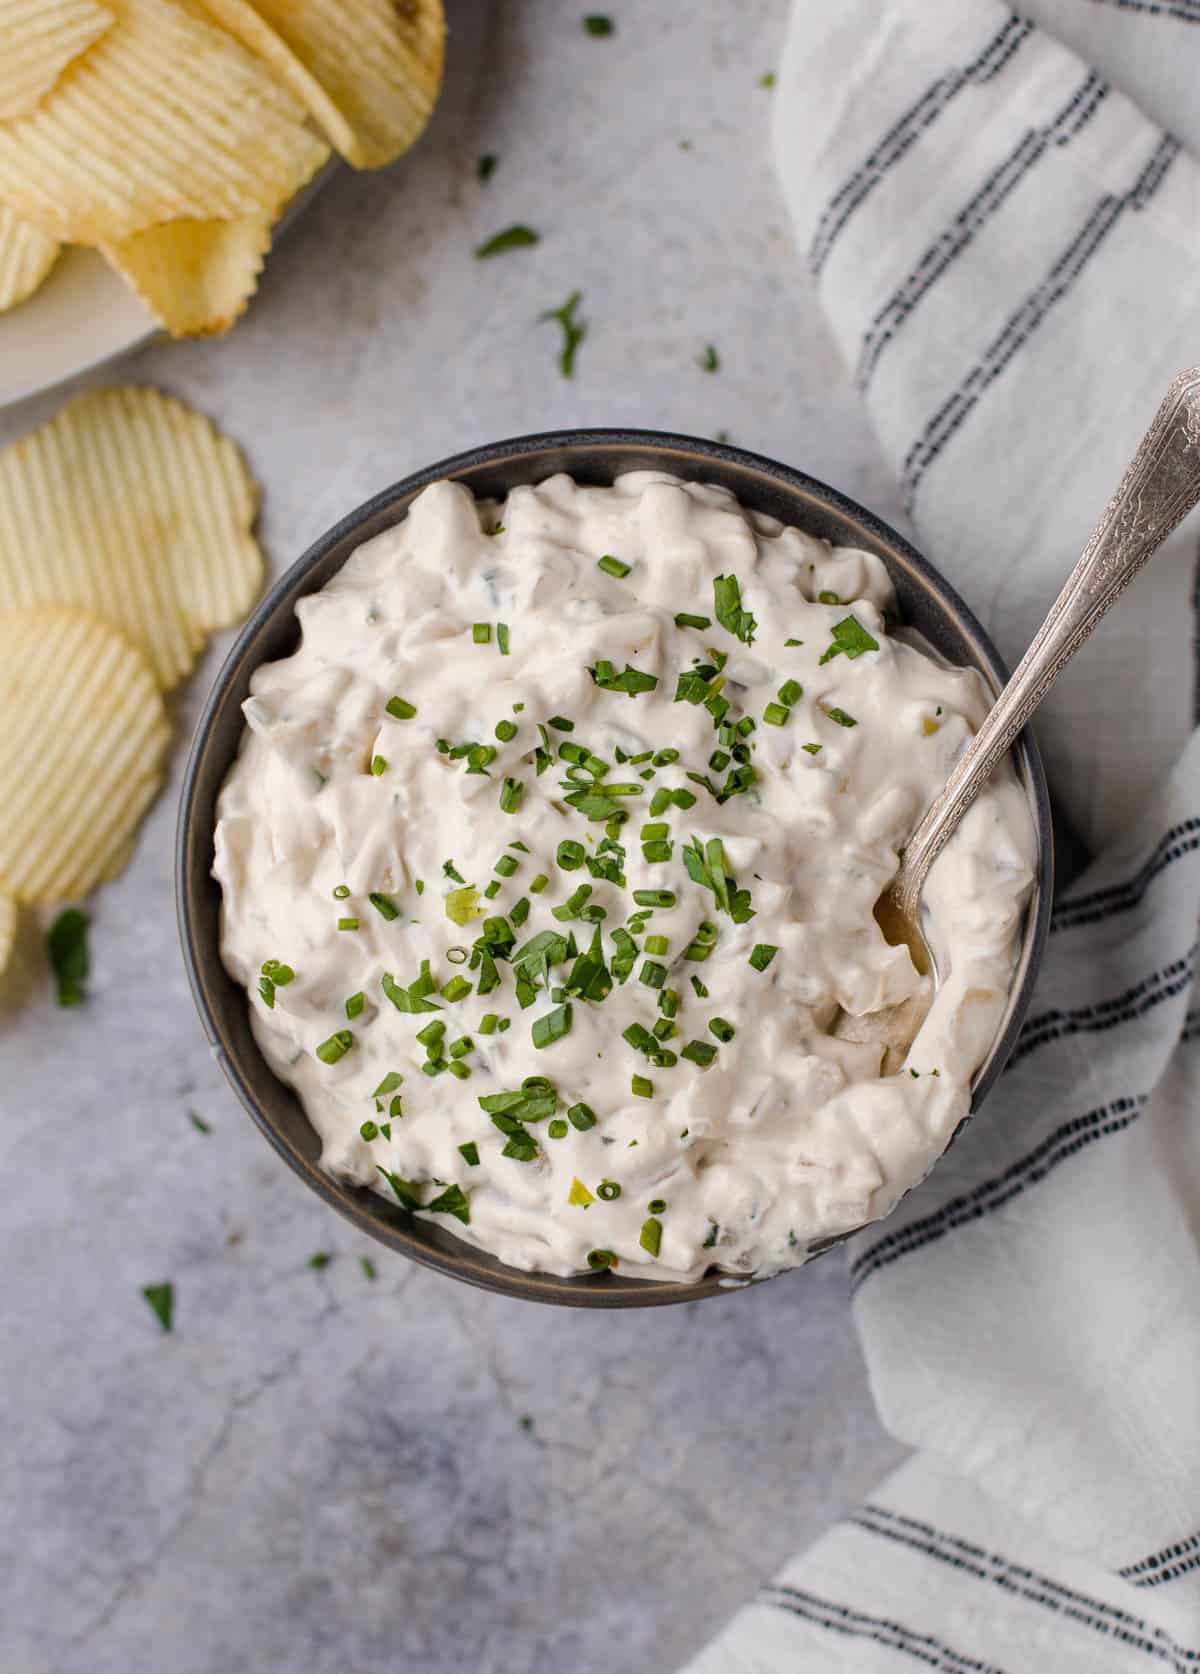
891 366 1200 924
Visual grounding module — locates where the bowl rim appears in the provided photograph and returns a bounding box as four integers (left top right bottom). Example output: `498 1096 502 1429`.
176 426 1053 1308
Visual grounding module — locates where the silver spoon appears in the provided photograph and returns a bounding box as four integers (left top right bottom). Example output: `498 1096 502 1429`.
878 364 1200 979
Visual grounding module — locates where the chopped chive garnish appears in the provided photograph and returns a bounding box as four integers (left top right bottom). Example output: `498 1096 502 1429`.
360 1120 379 1141
345 991 365 1019
308 1252 331 1271
640 960 667 989
584 12 614 33
819 614 880 665
641 839 672 863
442 975 472 1002
709 1016 736 1042
495 854 520 877
597 554 631 579
499 777 524 813
597 1180 621 1201
458 1142 480 1167
674 613 711 631
495 719 518 742
785 636 803 647
369 892 400 921
475 223 540 259
632 888 675 907
659 987 679 1018
699 344 719 373
631 1075 653 1099
749 943 779 971
653 748 681 766
510 897 531 926
532 1003 572 1049
825 706 858 728
818 590 841 605
802 742 822 755
763 702 790 726
548 1118 569 1139
589 660 659 697
449 1035 473 1058
483 881 502 899
568 1102 597 1131
527 873 549 895
333 883 351 899
547 715 575 731
639 1216 662 1254
141 1283 174 1332
557 840 585 870
587 1248 616 1269
497 622 511 655
681 1039 717 1067
443 860 466 884
316 1030 354 1065
416 1020 445 1049
645 934 669 955
778 679 803 706
385 696 417 720
473 622 491 643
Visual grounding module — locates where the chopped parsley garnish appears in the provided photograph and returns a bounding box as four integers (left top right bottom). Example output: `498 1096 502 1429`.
819 614 880 665
316 1029 354 1064
369 891 400 920
47 907 88 1007
597 554 631 578
713 573 756 644
749 943 778 971
541 290 586 378
584 12 614 34
825 706 858 728
385 695 417 720
700 344 719 373
475 224 540 259
141 1283 174 1332
639 1217 662 1255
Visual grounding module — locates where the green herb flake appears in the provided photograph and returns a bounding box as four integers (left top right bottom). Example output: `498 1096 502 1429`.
497 622 511 656
802 742 822 756
475 224 540 259
631 1075 654 1099
427 1183 471 1224
639 1217 662 1256
713 573 757 645
345 991 365 1020
819 614 881 666
308 1251 332 1271
360 1256 378 1280
777 678 803 707
763 702 790 726
541 289 586 378
749 943 779 971
681 1039 717 1067
532 1002 573 1049
700 344 719 373
370 755 387 776
587 1248 617 1269
568 1101 597 1131
477 154 497 183
499 777 525 814
47 907 89 1007
141 1282 174 1332
583 12 614 34
316 1030 354 1064
825 706 858 728
369 891 400 921
385 695 417 720
597 554 631 579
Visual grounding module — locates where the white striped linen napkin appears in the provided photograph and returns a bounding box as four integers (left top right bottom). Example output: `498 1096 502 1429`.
681 2 1200 1669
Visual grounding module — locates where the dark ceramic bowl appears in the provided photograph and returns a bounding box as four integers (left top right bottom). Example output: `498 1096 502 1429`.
177 430 1053 1307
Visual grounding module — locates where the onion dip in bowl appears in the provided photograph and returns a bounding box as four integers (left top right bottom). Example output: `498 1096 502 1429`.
207 462 1038 1285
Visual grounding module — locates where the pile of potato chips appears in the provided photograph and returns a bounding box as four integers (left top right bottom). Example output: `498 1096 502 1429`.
0 0 445 334
0 384 264 976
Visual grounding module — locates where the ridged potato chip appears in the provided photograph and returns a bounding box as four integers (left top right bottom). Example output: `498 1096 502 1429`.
0 607 169 903
0 385 264 690
204 0 445 169
102 215 270 337
0 890 14 977
0 0 113 120
0 204 59 312
0 0 329 243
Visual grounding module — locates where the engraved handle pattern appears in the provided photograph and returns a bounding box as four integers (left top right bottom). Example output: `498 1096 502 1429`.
891 366 1200 924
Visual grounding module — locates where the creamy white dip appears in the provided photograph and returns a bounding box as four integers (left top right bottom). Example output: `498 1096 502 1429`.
213 472 1035 1282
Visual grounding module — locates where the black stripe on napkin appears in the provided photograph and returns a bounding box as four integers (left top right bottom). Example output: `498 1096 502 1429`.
1121 1531 1200 1589
1006 946 1197 1070
852 1506 1200 1669
856 72 1109 390
1089 0 1200 21
808 16 1032 275
901 135 1180 508
1050 820 1200 932
760 1584 1012 1673
850 1094 1149 1289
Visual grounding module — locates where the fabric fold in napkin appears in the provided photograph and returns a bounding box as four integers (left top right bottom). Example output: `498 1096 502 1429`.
682 0 1200 1667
